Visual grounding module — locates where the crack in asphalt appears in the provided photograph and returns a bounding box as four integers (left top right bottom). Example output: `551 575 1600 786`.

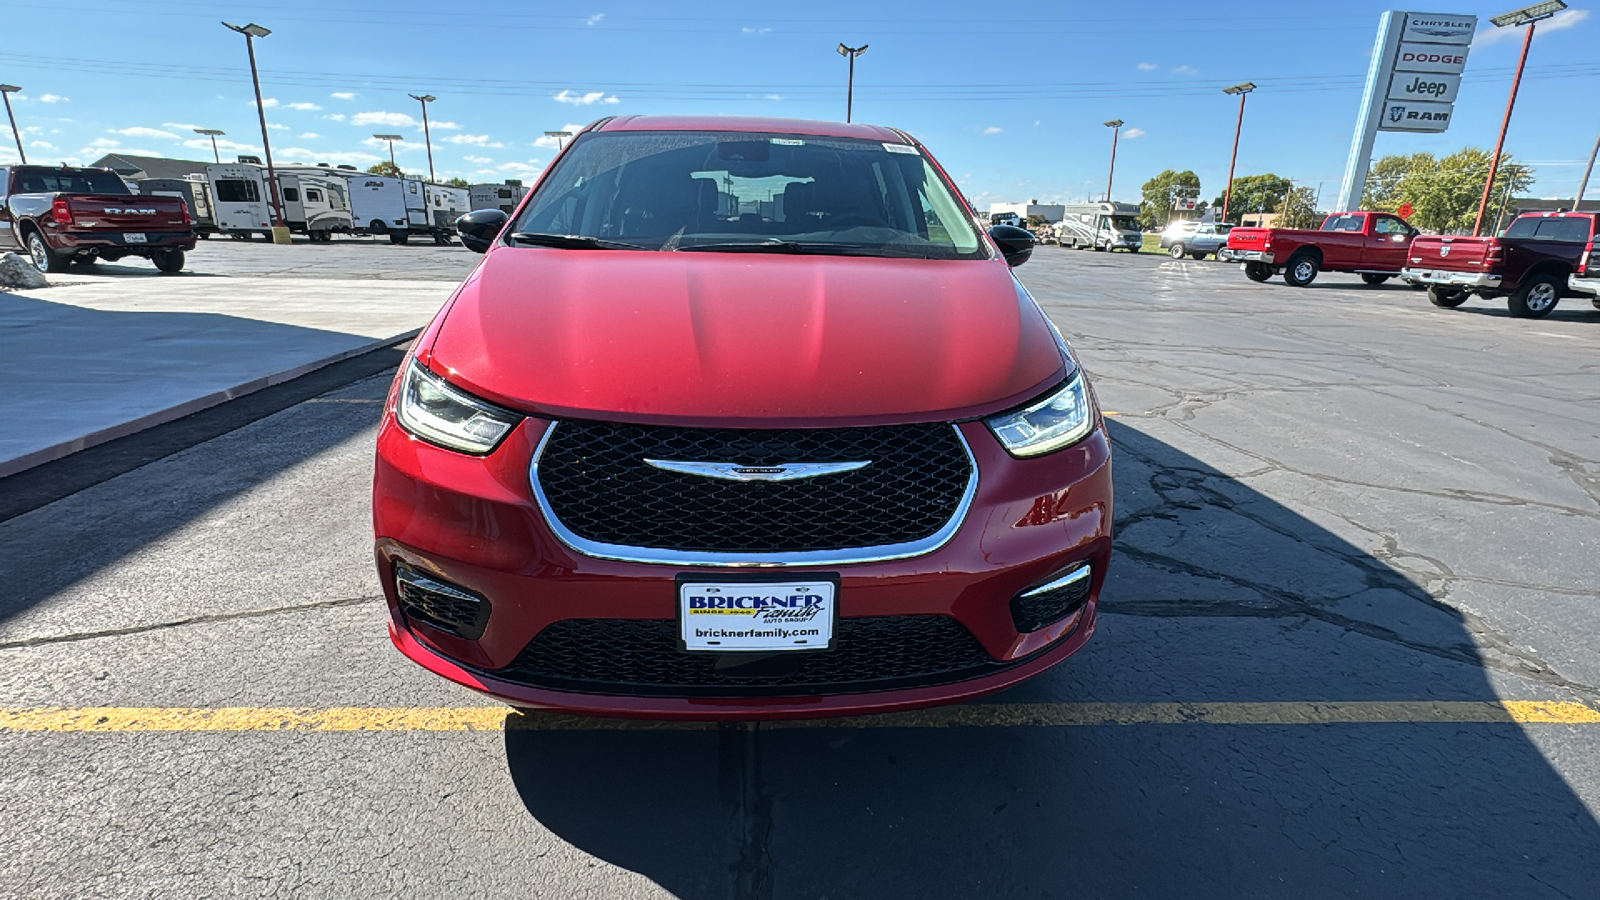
721 722 774 900
0 594 381 651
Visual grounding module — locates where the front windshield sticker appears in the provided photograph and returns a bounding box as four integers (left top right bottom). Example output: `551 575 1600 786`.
883 143 919 155
770 138 805 146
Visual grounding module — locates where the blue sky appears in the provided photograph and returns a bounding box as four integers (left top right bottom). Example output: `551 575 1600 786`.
2 0 1595 209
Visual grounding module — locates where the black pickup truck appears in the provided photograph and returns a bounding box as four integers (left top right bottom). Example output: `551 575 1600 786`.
0 164 195 274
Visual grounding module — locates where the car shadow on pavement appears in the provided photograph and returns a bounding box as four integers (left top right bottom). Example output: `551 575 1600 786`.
1442 305 1600 321
503 419 1600 899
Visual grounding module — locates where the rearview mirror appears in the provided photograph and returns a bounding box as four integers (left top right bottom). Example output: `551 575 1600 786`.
989 225 1035 267
456 209 509 254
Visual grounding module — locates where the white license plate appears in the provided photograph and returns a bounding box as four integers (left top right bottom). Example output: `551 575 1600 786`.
123 233 147 244
678 579 836 652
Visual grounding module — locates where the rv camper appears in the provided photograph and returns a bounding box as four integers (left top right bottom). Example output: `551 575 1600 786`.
470 181 528 214
423 184 470 242
137 175 216 237
1055 202 1144 252
348 176 466 244
272 167 353 241
205 163 274 240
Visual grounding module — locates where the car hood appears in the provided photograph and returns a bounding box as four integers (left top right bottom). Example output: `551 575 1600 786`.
426 249 1068 427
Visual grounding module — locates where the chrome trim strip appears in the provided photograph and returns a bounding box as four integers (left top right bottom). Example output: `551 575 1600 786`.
1019 563 1091 598
395 567 481 603
529 421 980 568
641 459 871 482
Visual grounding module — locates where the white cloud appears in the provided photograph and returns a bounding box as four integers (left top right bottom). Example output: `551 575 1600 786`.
111 126 178 140
764 94 783 101
162 122 204 131
1474 8 1588 46
30 140 56 150
982 126 1003 135
325 113 347 122
498 159 545 177
277 147 319 159
586 13 604 25
1173 65 1197 74
353 111 418 128
331 92 356 100
464 155 494 164
1123 127 1146 139
299 132 321 139
38 93 68 103
182 137 262 154
364 136 422 152
533 125 585 149
267 122 291 131
446 133 504 147
288 102 322 111
1136 62 1158 71
554 89 619 106
429 120 462 130
252 97 280 108
88 137 120 148
742 26 772 34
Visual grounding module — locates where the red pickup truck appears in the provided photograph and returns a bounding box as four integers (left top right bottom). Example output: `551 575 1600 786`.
1403 212 1598 318
0 164 195 274
1226 211 1420 287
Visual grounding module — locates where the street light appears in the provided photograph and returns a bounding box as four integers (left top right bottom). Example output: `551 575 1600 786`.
1576 129 1599 212
408 93 436 182
837 43 868 123
373 134 403 172
0 84 24 164
1220 82 1256 224
193 128 225 163
221 21 284 229
543 130 573 151
1474 1 1567 235
1103 120 1124 203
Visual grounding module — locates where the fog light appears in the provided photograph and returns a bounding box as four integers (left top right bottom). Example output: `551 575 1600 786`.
395 564 491 639
1011 564 1091 633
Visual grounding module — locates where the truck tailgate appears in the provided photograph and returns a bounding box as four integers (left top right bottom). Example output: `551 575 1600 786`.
1226 227 1271 250
1407 235 1492 273
64 194 190 231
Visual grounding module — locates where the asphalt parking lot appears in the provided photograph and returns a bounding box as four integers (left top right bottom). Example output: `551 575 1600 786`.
3 243 1599 898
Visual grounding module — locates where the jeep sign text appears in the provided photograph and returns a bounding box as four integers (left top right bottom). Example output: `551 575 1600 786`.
1387 73 1461 104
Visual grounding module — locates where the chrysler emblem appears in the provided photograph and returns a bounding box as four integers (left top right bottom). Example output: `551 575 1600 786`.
643 459 871 482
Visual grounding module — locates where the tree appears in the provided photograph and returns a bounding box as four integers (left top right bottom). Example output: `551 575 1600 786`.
1026 213 1049 228
1278 186 1320 229
365 161 404 178
1359 148 1535 233
1214 173 1291 222
445 177 470 187
1139 169 1201 230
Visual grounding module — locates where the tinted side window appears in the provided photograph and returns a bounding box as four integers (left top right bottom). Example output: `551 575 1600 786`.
1534 218 1592 243
216 179 260 203
305 189 322 202
283 187 300 202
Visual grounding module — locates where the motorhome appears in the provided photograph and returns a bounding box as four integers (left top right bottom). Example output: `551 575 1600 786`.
272 166 353 241
1055 202 1144 252
204 163 273 240
136 175 216 236
470 181 528 214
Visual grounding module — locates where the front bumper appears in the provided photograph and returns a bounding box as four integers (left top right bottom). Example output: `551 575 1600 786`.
1401 267 1501 289
373 414 1113 720
1570 275 1599 297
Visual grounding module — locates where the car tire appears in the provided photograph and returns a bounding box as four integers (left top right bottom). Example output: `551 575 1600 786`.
26 231 69 274
1507 273 1561 319
152 249 185 274
1189 252 1206 260
390 232 410 245
1282 253 1319 287
1169 243 1186 259
1129 246 1140 253
1361 273 1391 285
1426 286 1468 308
1244 262 1273 282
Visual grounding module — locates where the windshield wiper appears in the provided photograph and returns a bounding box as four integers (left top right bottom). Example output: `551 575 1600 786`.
677 239 937 258
506 232 648 251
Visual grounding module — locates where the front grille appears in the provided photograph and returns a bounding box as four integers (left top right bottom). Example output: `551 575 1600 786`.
492 616 1014 697
535 421 972 554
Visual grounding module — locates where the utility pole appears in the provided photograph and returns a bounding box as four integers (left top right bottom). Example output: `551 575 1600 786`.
1103 120 1123 203
1575 128 1599 211
837 44 868 123
0 85 25 164
1221 82 1255 224
1474 2 1566 236
194 128 225 163
222 21 285 231
409 93 436 182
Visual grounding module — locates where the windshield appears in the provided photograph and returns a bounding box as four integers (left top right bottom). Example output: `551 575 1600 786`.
1109 217 1139 231
12 167 130 195
1504 216 1592 243
513 131 986 259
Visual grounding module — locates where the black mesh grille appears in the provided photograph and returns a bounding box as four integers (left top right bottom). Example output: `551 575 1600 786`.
396 568 489 640
1010 567 1091 633
491 616 1014 697
535 421 972 553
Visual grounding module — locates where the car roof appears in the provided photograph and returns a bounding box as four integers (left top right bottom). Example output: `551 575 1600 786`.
595 115 909 144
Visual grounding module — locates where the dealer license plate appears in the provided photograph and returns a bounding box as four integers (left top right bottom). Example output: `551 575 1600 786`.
123 233 147 244
678 579 837 652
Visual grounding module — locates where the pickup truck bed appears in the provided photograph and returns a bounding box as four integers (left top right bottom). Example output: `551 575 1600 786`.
0 165 195 274
1402 212 1597 318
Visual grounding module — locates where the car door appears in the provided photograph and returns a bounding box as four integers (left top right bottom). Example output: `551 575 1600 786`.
1364 214 1413 271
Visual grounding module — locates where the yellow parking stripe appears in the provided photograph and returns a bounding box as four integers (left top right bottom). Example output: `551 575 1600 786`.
1 700 1598 733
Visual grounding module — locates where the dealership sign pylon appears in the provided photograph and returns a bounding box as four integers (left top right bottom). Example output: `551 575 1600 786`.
1335 11 1477 211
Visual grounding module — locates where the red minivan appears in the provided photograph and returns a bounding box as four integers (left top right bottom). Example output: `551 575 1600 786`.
373 116 1113 719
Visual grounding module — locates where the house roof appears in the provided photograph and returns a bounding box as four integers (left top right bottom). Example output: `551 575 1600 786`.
89 154 211 181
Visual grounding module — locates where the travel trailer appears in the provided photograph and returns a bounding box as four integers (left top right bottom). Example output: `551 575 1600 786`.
272 166 353 241
136 175 216 236
470 181 528 214
204 163 273 240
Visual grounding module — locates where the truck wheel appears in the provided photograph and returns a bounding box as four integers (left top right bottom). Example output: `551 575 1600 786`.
1189 252 1206 260
1426 286 1468 308
1360 273 1391 285
26 231 70 274
1168 243 1186 259
152 249 185 274
1244 262 1272 282
390 232 409 245
1282 253 1319 287
1507 274 1561 319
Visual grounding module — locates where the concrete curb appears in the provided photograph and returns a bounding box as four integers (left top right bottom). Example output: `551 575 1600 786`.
0 328 421 479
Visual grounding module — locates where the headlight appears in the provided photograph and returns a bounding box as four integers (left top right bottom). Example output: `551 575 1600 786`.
395 360 521 454
985 375 1094 457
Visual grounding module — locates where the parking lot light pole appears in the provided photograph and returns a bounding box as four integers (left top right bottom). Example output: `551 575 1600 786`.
1220 82 1255 224
222 21 284 229
1577 129 1600 211
543 130 573 152
0 84 25 164
837 43 868 123
1103 120 1123 203
408 93 436 183
193 128 225 163
1473 1 1567 236
373 134 403 173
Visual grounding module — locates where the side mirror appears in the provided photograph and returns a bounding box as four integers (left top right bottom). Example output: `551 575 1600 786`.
989 225 1035 267
456 209 509 254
